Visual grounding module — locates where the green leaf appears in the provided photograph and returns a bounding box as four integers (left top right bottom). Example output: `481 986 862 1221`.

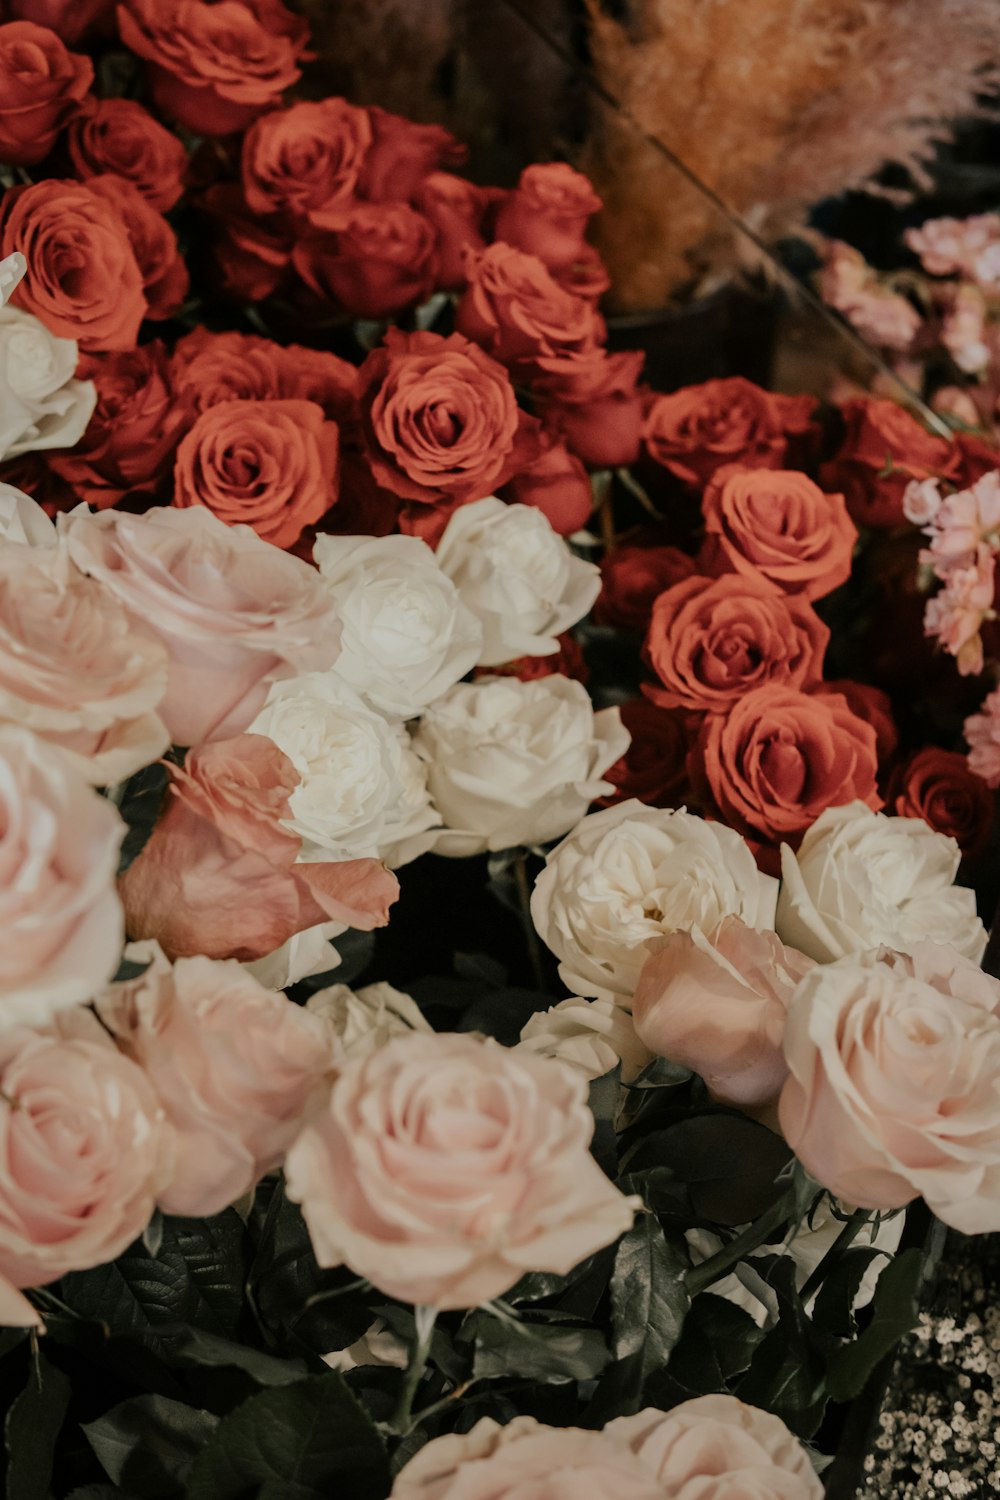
736 1257 828 1438
609 1212 690 1381
371 1305 465 1385
587 1065 622 1180
624 1114 793 1226
811 1247 887 1341
185 1371 390 1500
116 761 170 876
169 1328 309 1386
83 1395 217 1498
462 1312 610 1385
668 1293 764 1393
5 1350 71 1500
826 1247 923 1402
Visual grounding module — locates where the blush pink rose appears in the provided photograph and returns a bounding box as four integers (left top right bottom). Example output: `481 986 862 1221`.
97 943 334 1216
118 734 399 962
285 1030 639 1310
609 1394 824 1499
633 918 815 1109
0 545 168 784
0 726 124 1030
0 1007 173 1292
60 506 343 746
779 944 1000 1231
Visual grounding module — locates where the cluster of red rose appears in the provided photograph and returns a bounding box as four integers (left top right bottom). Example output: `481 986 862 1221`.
0 0 641 552
595 382 1000 871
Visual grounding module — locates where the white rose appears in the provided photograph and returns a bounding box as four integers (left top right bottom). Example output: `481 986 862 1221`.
0 253 25 307
313 534 481 719
0 305 96 462
243 921 343 991
530 801 778 1003
412 674 628 857
307 980 432 1062
776 802 986 964
435 497 600 666
252 674 440 865
519 995 653 1082
0 482 54 546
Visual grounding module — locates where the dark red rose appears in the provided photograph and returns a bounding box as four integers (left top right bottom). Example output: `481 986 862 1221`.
955 431 1000 486
65 97 187 212
598 697 690 808
888 746 994 857
201 182 292 302
455 242 604 369
643 377 818 488
535 348 645 469
0 20 92 166
117 0 304 136
413 171 491 290
479 631 590 686
493 162 602 273
241 98 371 226
594 540 697 633
6 0 114 45
0 452 77 516
357 327 543 508
85 174 188 321
48 341 190 507
821 397 961 529
356 106 465 202
292 202 439 320
502 441 594 535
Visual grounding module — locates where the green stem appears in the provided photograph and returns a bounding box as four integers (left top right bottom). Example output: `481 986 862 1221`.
685 1193 795 1297
798 1206 873 1305
392 1305 437 1434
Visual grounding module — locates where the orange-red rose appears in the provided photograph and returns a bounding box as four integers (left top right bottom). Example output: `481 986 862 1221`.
643 376 817 487
695 684 881 845
414 171 492 290
85 173 188 321
594 539 698 634
357 328 542 507
293 203 439 320
821 397 961 529
456 242 605 369
171 326 358 429
502 440 593 535
494 162 602 273
888 746 994 857
48 342 190 508
117 0 304 136
536 348 646 469
356 106 465 203
0 179 145 350
172 398 340 549
241 97 371 225
700 466 857 601
0 21 92 166
6 0 114 44
66 97 187 212
644 574 828 713
201 182 292 301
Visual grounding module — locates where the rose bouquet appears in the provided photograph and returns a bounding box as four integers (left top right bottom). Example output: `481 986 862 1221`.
0 2 998 1496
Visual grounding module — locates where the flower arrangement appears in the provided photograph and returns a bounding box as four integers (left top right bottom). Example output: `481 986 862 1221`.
0 2 998 1495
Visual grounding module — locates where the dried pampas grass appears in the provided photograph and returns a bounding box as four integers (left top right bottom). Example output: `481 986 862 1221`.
582 0 1000 309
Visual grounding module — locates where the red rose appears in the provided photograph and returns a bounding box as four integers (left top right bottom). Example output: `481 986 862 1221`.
241 98 371 226
956 431 1000 486
502 440 593 535
172 398 339 550
292 203 439 320
695 684 881 845
821 398 961 529
6 0 114 45
643 377 818 488
357 327 543 507
888 747 994 857
172 326 359 430
493 162 602 273
814 679 898 768
0 21 92 166
356 106 465 202
0 180 145 350
598 696 690 808
66 97 187 212
413 171 491 290
700 466 857 601
48 342 190 508
551 243 610 302
85 174 188 321
201 182 291 302
117 0 304 136
644 574 828 713
594 539 697 633
455 242 604 369
535 348 645 469
0 452 77 516
480 631 590 686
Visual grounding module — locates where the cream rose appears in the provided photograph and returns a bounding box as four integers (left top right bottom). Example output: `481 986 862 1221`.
61 506 343 747
776 802 986 964
0 1007 173 1292
0 304 96 461
285 1030 639 1309
0 726 124 1030
530 801 778 1003
518 994 653 1082
412 674 628 856
435 496 600 666
0 543 169 784
779 944 1000 1231
0 482 55 546
0 253 25 306
313 533 482 719
244 920 343 991
252 675 440 864
96 943 335 1218
307 980 432 1061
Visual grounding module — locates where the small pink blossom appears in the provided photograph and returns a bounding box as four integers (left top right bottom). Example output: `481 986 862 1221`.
820 241 919 352
965 686 1000 788
942 284 990 375
932 385 983 428
905 213 1000 279
903 477 943 527
924 542 995 675
915 471 1000 580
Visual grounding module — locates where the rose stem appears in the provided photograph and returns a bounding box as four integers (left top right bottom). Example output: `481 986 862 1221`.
684 1194 797 1297
797 1205 874 1305
392 1304 437 1434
